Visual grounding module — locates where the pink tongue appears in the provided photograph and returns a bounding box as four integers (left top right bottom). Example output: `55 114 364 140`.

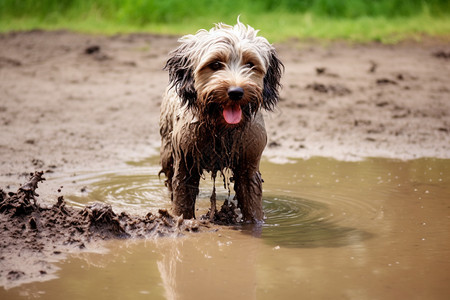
223 104 242 124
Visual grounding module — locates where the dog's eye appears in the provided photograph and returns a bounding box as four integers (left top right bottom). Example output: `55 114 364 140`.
209 61 222 71
245 62 255 69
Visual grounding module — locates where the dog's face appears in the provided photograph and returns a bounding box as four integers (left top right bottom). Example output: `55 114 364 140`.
165 21 283 126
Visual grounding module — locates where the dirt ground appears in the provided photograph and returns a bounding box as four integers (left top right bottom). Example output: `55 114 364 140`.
1 31 449 177
0 30 449 288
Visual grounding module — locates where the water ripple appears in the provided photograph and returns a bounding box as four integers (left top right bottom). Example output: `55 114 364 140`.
258 195 373 248
65 167 169 213
63 166 374 248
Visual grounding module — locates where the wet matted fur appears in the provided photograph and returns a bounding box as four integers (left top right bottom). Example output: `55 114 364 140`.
159 21 283 223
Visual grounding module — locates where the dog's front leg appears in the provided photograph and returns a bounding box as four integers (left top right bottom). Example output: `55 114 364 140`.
233 116 267 223
171 156 200 219
234 167 264 223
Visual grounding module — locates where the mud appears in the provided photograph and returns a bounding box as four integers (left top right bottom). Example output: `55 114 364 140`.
0 30 450 289
0 171 212 288
0 31 449 178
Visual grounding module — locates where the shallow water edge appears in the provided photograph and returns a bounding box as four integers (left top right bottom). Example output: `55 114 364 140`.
1 156 449 299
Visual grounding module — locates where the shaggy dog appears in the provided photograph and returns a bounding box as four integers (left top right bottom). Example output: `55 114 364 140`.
159 21 283 223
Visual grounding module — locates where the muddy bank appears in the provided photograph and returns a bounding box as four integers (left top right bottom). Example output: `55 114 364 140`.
0 171 217 289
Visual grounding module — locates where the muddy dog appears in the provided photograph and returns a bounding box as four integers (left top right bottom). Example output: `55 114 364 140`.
159 21 283 223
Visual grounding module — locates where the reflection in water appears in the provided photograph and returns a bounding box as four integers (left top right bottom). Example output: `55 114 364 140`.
156 246 177 300
155 234 260 300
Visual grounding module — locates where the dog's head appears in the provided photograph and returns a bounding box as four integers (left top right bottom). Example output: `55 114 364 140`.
165 21 283 126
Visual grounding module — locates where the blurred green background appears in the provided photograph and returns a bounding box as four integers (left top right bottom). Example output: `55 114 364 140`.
1 0 449 42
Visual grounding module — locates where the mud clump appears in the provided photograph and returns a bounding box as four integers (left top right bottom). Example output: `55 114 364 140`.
376 78 398 85
306 82 351 96
432 50 450 60
84 45 110 61
0 171 213 288
84 45 100 55
203 199 243 226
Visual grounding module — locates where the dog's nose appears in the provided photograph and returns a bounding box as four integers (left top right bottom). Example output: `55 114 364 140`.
228 87 244 101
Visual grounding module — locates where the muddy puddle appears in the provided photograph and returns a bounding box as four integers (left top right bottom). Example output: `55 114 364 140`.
2 157 449 299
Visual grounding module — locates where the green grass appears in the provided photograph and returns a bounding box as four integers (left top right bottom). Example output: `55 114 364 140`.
1 0 449 43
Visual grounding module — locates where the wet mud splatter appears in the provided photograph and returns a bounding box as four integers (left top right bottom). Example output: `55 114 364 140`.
0 172 215 288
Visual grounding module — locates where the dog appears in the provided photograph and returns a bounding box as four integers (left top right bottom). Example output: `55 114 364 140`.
159 20 283 223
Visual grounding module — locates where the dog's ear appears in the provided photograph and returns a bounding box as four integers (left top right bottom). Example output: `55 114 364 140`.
262 50 283 111
164 44 197 108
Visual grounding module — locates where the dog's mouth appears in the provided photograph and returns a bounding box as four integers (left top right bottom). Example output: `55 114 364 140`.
222 104 242 124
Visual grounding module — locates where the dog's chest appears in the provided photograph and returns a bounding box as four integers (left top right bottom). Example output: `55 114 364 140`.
195 128 243 172
173 120 244 173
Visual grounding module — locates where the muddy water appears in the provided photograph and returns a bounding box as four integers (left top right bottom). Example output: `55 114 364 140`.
2 157 450 299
